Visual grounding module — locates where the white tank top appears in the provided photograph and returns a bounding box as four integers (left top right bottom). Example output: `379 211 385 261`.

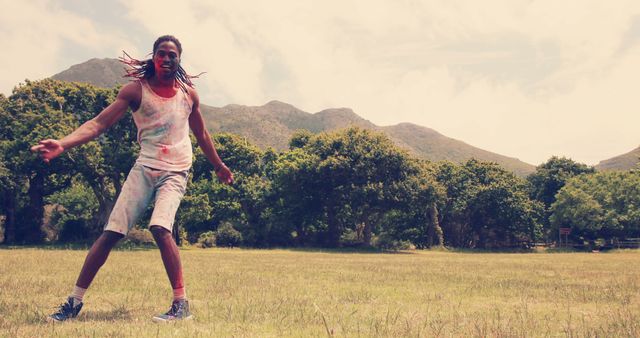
132 80 193 171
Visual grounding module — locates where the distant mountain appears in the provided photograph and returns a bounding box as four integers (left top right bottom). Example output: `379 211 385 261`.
380 123 535 176
200 102 535 176
199 101 377 150
52 58 129 88
595 146 640 171
50 58 536 176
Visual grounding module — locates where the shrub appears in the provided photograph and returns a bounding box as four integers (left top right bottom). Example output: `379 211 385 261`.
58 219 91 243
197 231 217 248
47 180 99 240
373 232 411 251
124 228 156 246
216 222 243 247
0 215 5 243
340 228 362 247
176 227 190 247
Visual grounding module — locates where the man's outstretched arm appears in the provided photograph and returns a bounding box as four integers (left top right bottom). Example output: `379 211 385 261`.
188 88 234 185
31 82 138 163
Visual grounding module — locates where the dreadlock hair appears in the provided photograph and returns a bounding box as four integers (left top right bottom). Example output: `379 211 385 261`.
119 35 204 92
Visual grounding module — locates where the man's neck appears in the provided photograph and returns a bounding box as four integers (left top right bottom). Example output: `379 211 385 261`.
147 75 178 98
149 75 176 88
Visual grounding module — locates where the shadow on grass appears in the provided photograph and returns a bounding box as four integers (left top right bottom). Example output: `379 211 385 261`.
24 305 131 324
1 242 414 254
78 305 133 322
250 245 542 255
6 243 609 255
0 242 158 252
444 247 538 254
443 246 618 254
281 246 417 255
202 245 422 255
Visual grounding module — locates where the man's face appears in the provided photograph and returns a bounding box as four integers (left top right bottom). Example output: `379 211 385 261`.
153 41 180 79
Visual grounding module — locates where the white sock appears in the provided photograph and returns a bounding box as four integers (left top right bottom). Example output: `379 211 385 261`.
70 285 87 305
173 287 186 301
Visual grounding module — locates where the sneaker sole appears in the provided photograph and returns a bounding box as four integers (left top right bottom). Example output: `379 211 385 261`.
152 315 194 323
46 316 65 323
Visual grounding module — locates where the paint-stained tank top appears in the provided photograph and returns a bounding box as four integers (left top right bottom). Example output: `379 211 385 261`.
132 80 193 171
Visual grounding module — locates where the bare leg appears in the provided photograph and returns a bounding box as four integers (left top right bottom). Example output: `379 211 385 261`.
150 226 184 291
75 230 124 288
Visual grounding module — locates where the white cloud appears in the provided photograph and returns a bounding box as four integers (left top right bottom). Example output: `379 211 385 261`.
368 43 640 166
0 0 136 95
4 0 640 165
119 1 266 104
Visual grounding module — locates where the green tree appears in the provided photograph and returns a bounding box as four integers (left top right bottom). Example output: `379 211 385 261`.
551 171 640 241
174 190 213 245
436 160 542 248
0 79 138 242
1 80 78 242
180 176 243 236
233 173 274 246
46 178 99 241
192 133 262 181
0 94 16 242
306 128 387 246
287 127 436 247
527 156 595 239
381 160 445 248
550 186 602 241
288 129 314 149
54 81 138 235
188 133 269 243
269 148 322 246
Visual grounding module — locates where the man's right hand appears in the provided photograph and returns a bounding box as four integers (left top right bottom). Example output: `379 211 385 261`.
216 164 234 185
31 139 64 163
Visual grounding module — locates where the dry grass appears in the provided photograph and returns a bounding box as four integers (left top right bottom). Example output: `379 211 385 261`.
1 247 638 337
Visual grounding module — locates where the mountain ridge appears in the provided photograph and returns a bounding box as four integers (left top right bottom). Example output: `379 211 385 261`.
51 58 538 175
51 58 130 88
595 146 640 171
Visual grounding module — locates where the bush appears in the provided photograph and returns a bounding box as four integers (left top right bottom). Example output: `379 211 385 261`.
47 180 99 239
124 228 156 246
58 219 91 243
197 231 217 248
0 215 5 243
373 232 411 251
175 227 190 247
340 228 364 247
216 222 243 247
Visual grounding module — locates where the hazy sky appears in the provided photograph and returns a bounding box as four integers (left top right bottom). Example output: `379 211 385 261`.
2 0 639 165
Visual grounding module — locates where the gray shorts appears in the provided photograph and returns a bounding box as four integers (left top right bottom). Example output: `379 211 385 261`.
104 163 189 235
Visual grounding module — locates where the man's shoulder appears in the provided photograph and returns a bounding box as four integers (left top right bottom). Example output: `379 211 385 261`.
186 86 199 104
118 80 142 101
121 80 142 92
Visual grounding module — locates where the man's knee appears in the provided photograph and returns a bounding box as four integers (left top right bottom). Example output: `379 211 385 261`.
101 230 124 244
89 230 123 253
150 225 171 239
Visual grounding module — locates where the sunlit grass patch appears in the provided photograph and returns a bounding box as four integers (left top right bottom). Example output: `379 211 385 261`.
1 248 638 337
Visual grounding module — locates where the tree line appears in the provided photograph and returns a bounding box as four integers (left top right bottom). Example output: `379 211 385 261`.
1 80 639 249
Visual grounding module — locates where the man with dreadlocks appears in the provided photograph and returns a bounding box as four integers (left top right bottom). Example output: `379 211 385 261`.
32 35 233 322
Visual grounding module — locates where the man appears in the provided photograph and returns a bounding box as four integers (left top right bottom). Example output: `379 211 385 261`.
31 35 233 322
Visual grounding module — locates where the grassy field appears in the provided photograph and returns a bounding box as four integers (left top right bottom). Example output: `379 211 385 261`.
0 247 639 337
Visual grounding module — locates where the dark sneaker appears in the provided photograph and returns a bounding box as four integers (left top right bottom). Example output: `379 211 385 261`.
152 299 193 322
48 297 83 322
